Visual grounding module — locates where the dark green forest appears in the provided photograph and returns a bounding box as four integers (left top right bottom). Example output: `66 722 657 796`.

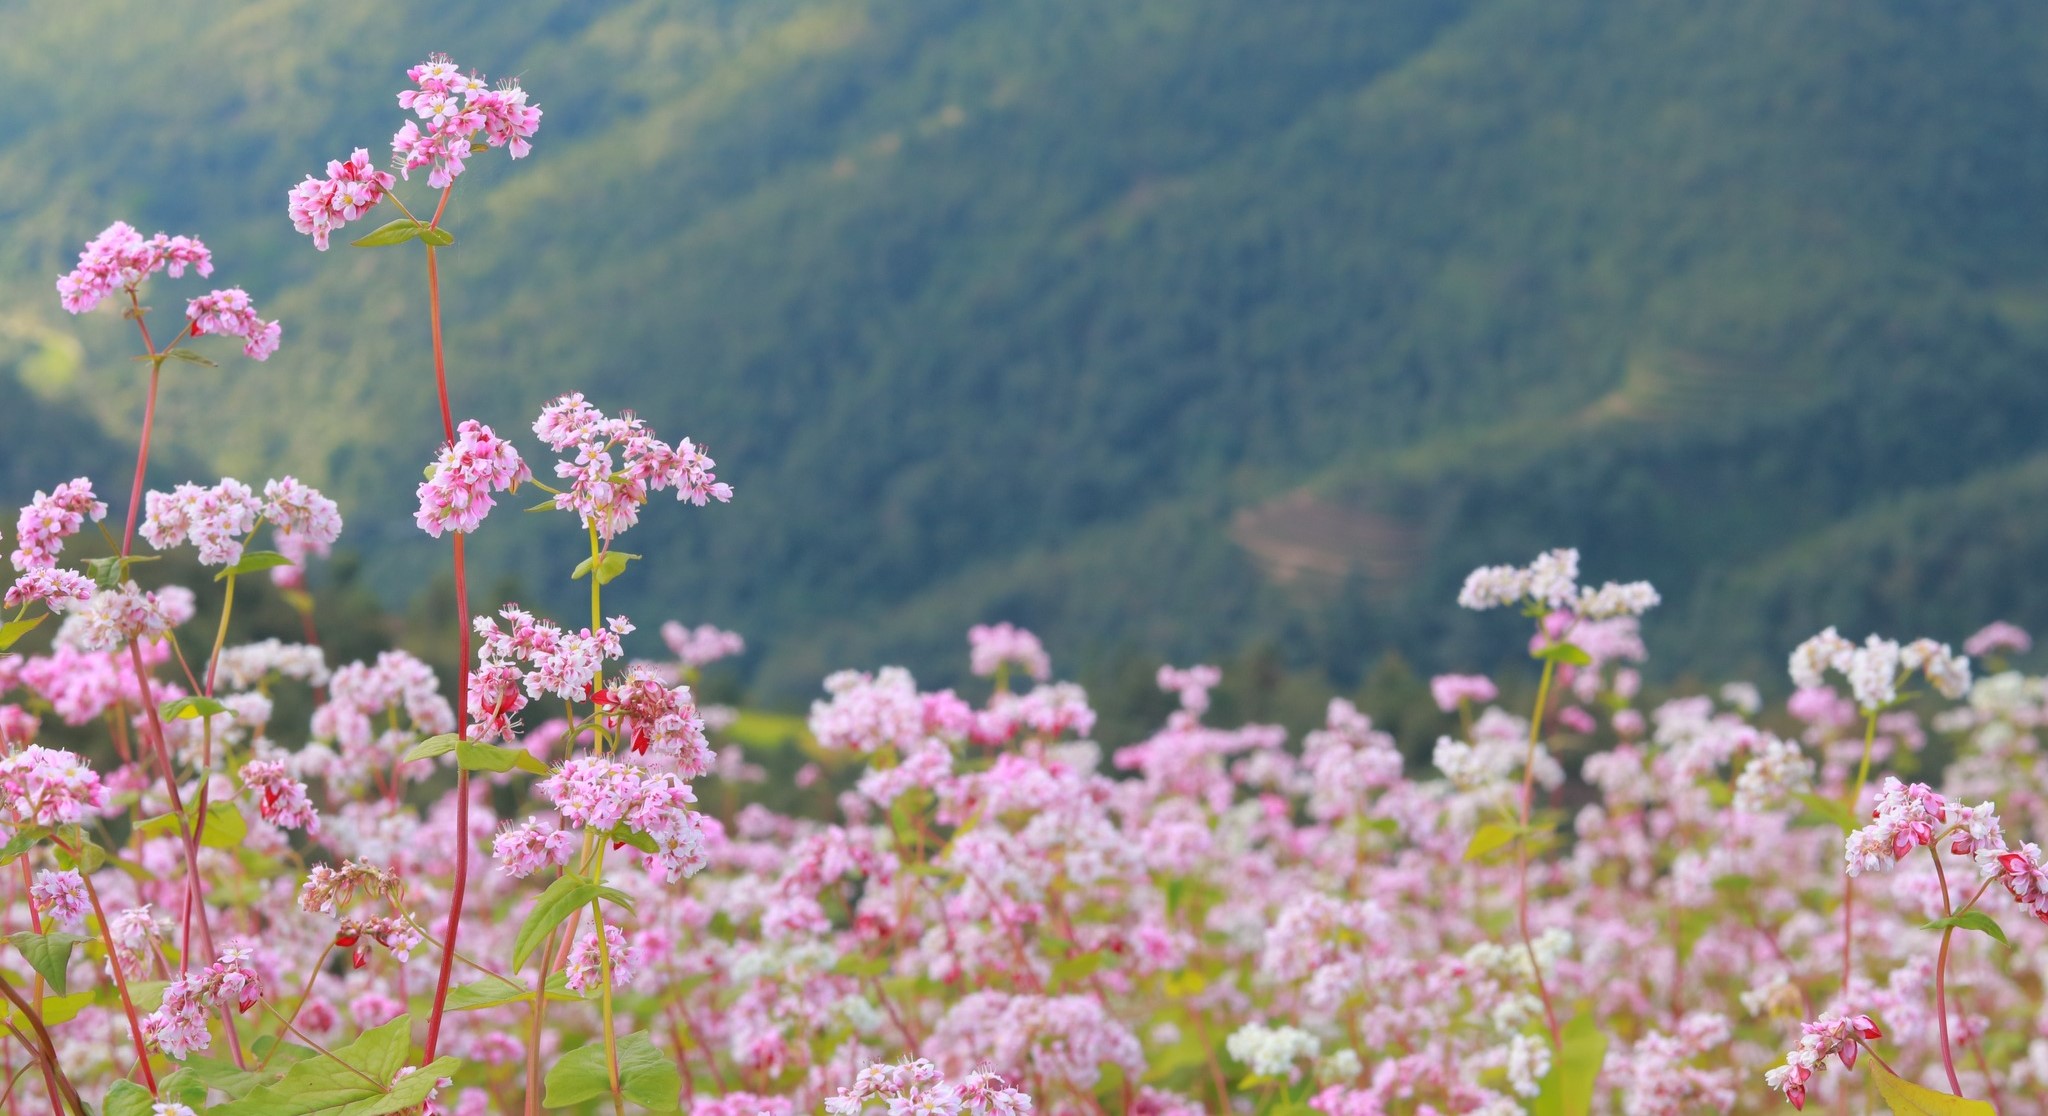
6 0 2048 714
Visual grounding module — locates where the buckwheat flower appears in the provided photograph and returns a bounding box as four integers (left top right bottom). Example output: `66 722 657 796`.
1948 801 2006 863
5 568 95 612
491 819 573 878
56 221 212 313
564 924 637 992
185 288 281 360
598 665 710 770
241 760 319 832
153 1105 199 1116
1458 563 1529 610
1994 842 2048 923
661 621 745 668
1843 776 1946 876
466 661 528 742
970 622 1052 682
0 745 105 828
140 944 264 1059
1525 548 1580 608
1574 579 1661 619
1965 621 2031 658
261 476 343 547
1158 664 1223 717
415 420 531 537
471 85 542 158
298 861 402 916
1430 673 1498 712
1225 1022 1320 1079
28 868 89 932
1732 735 1813 813
1721 681 1763 714
1504 1034 1550 1098
1789 628 1854 691
10 478 106 571
1764 1012 1879 1110
287 148 396 250
142 479 263 566
1900 637 1972 700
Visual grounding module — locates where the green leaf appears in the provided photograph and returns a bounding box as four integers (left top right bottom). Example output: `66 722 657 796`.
526 497 560 512
1463 822 1522 862
513 874 601 969
0 988 91 1029
1924 910 2010 947
455 739 551 776
1794 792 1860 833
446 973 532 1012
196 800 249 849
1530 1012 1608 1116
401 733 462 763
1532 641 1592 666
418 226 455 247
570 551 639 585
162 348 219 367
0 827 49 864
157 1068 212 1107
215 550 295 581
160 695 232 721
1051 951 1107 988
595 884 637 916
0 616 45 652
544 1031 679 1111
832 954 891 978
1870 1060 1998 1114
608 827 658 854
208 1016 458 1116
350 219 423 248
8 931 86 994
103 1079 156 1116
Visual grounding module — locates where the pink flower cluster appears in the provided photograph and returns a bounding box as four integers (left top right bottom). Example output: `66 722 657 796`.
9 478 105 572
139 944 264 1060
1429 672 1498 712
564 924 637 992
1763 1013 1880 1110
969 622 1052 683
1843 776 1947 876
490 819 574 879
185 288 281 361
596 665 711 770
4 568 95 613
1790 627 1972 711
0 745 105 828
241 759 319 832
55 221 211 314
415 420 531 538
1964 620 2031 658
71 581 193 650
392 54 542 189
535 756 707 881
333 915 424 968
533 393 733 541
28 868 88 932
473 606 627 706
825 1059 1033 1116
286 148 397 251
662 621 746 668
142 478 261 566
1456 546 1660 619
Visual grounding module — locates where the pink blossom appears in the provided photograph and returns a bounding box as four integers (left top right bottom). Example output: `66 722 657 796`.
414 420 531 537
564 924 637 992
1964 620 2031 658
139 944 264 1059
1429 673 1498 712
491 819 573 878
661 621 746 668
185 288 282 360
241 760 319 832
0 745 105 827
970 622 1052 682
28 868 89 932
55 221 212 314
287 148 397 251
9 478 106 572
5 568 95 612
142 478 263 566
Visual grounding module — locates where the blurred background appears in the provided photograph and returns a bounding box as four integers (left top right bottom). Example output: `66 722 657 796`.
5 0 2048 738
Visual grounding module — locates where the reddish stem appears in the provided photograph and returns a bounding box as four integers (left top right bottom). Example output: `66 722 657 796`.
1928 845 1963 1095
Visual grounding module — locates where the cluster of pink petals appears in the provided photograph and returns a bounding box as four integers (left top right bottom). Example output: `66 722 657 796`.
1763 1012 1880 1109
241 759 319 832
0 744 105 828
185 288 282 360
140 944 263 1060
490 818 574 878
564 924 638 992
9 477 105 572
55 221 211 314
473 606 627 706
392 54 541 189
1843 776 1947 876
142 478 261 566
287 148 398 251
1964 619 2032 658
28 868 89 932
298 860 403 918
70 580 194 651
597 664 711 770
333 915 423 968
662 621 745 668
4 567 95 612
535 755 707 881
533 393 733 541
415 420 531 538
969 622 1052 683
311 651 454 755
1429 672 1498 712
1157 663 1222 717
825 1058 1033 1116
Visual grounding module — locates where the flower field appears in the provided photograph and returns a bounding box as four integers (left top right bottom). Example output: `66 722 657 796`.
1 54 2043 1116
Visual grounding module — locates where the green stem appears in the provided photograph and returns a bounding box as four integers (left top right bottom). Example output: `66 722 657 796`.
1516 657 1562 1048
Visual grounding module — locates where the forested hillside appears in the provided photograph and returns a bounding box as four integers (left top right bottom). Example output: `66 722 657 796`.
5 0 2048 700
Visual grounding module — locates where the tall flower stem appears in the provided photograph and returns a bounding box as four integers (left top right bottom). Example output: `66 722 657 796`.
421 187 473 1061
71 862 156 1091
585 524 626 1116
1516 656 1563 1048
1927 844 1964 1095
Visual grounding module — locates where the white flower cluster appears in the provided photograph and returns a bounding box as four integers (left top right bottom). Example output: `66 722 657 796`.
1225 1021 1320 1078
1731 734 1814 813
1789 627 1972 710
1456 547 1659 619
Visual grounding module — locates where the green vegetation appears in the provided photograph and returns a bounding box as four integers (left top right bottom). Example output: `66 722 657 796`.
4 0 2047 708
